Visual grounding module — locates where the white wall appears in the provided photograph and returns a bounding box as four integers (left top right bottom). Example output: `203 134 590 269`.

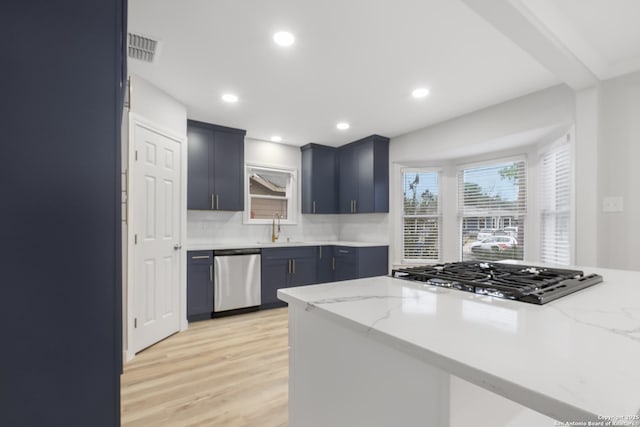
389 84 576 266
597 71 640 270
391 85 575 163
338 213 389 243
130 74 187 137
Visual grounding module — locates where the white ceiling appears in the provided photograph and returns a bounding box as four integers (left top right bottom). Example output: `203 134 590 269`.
128 0 640 147
519 0 640 80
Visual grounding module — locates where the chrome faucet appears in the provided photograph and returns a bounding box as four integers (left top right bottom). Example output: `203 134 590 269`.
271 213 281 242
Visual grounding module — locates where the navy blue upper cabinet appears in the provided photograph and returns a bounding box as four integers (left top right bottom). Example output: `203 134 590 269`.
301 144 338 214
187 125 213 210
301 135 389 215
187 120 246 211
338 135 389 214
338 144 357 213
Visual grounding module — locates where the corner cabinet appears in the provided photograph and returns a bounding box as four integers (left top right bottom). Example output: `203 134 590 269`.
301 144 338 214
261 246 318 309
187 251 214 322
338 135 389 214
300 135 389 215
187 120 245 211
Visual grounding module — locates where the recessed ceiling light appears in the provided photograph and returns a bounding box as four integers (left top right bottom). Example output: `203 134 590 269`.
221 93 238 103
336 122 350 130
412 88 430 98
273 31 295 47
270 135 282 142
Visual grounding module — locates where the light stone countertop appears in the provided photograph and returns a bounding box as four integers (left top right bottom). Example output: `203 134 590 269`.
278 265 640 423
186 240 388 251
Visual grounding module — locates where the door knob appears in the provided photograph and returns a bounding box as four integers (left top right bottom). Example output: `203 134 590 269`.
173 244 182 250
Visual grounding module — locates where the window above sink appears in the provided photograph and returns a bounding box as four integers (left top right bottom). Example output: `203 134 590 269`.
244 163 297 225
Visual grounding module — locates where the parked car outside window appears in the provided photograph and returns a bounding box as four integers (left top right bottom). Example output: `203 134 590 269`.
476 228 498 241
470 236 518 253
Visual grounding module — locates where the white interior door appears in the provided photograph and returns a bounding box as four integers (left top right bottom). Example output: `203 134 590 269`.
132 123 182 353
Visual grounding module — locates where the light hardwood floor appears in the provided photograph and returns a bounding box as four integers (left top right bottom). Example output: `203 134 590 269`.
121 308 289 427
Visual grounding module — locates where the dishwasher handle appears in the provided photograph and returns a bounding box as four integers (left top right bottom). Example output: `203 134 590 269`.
214 248 261 256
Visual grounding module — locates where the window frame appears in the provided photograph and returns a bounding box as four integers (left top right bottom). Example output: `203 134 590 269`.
456 155 528 261
401 167 442 264
539 134 574 265
244 163 298 225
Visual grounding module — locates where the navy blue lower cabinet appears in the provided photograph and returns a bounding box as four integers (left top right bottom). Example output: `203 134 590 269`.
289 247 317 287
333 246 358 281
316 245 334 284
356 246 389 278
261 247 318 309
261 251 291 309
187 251 214 322
333 246 389 281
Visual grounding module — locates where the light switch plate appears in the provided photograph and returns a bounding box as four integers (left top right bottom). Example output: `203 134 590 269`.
602 196 624 212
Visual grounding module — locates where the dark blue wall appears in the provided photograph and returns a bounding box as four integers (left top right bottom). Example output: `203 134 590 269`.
0 1 125 426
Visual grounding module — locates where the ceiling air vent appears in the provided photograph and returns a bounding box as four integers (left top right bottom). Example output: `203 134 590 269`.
128 33 159 63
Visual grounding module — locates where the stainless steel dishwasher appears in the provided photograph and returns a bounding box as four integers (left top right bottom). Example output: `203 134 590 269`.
213 248 261 312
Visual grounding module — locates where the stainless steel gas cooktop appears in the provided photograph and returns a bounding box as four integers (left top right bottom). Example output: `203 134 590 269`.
392 261 603 304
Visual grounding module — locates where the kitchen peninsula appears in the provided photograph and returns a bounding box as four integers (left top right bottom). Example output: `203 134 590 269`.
278 266 640 427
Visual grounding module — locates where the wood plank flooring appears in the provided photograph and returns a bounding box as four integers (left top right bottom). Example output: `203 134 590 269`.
121 308 289 427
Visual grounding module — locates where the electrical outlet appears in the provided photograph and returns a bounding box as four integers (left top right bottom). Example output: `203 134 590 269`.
602 196 624 212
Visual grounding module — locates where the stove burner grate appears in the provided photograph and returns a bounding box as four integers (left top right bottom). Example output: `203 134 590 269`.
391 262 602 304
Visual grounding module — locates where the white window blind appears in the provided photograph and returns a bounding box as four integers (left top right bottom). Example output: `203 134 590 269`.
402 170 440 262
458 159 526 261
540 141 571 265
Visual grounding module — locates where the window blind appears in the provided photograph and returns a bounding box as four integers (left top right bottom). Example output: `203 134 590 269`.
402 170 440 261
540 142 571 265
458 160 526 261
247 166 292 220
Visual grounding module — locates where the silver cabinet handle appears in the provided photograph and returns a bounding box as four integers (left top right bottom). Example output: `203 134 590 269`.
211 194 215 209
288 259 292 274
191 255 210 260
313 200 316 213
332 256 335 271
292 259 296 274
319 246 322 259
339 249 349 254
353 199 357 213
209 264 213 282
216 194 219 210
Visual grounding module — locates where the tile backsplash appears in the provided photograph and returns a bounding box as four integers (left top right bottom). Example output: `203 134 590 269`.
187 211 388 244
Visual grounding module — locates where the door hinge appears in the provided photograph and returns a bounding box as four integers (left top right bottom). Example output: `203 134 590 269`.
135 150 138 161
134 318 137 328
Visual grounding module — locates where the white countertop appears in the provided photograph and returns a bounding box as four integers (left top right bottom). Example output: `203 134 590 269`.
186 240 388 251
278 266 640 423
